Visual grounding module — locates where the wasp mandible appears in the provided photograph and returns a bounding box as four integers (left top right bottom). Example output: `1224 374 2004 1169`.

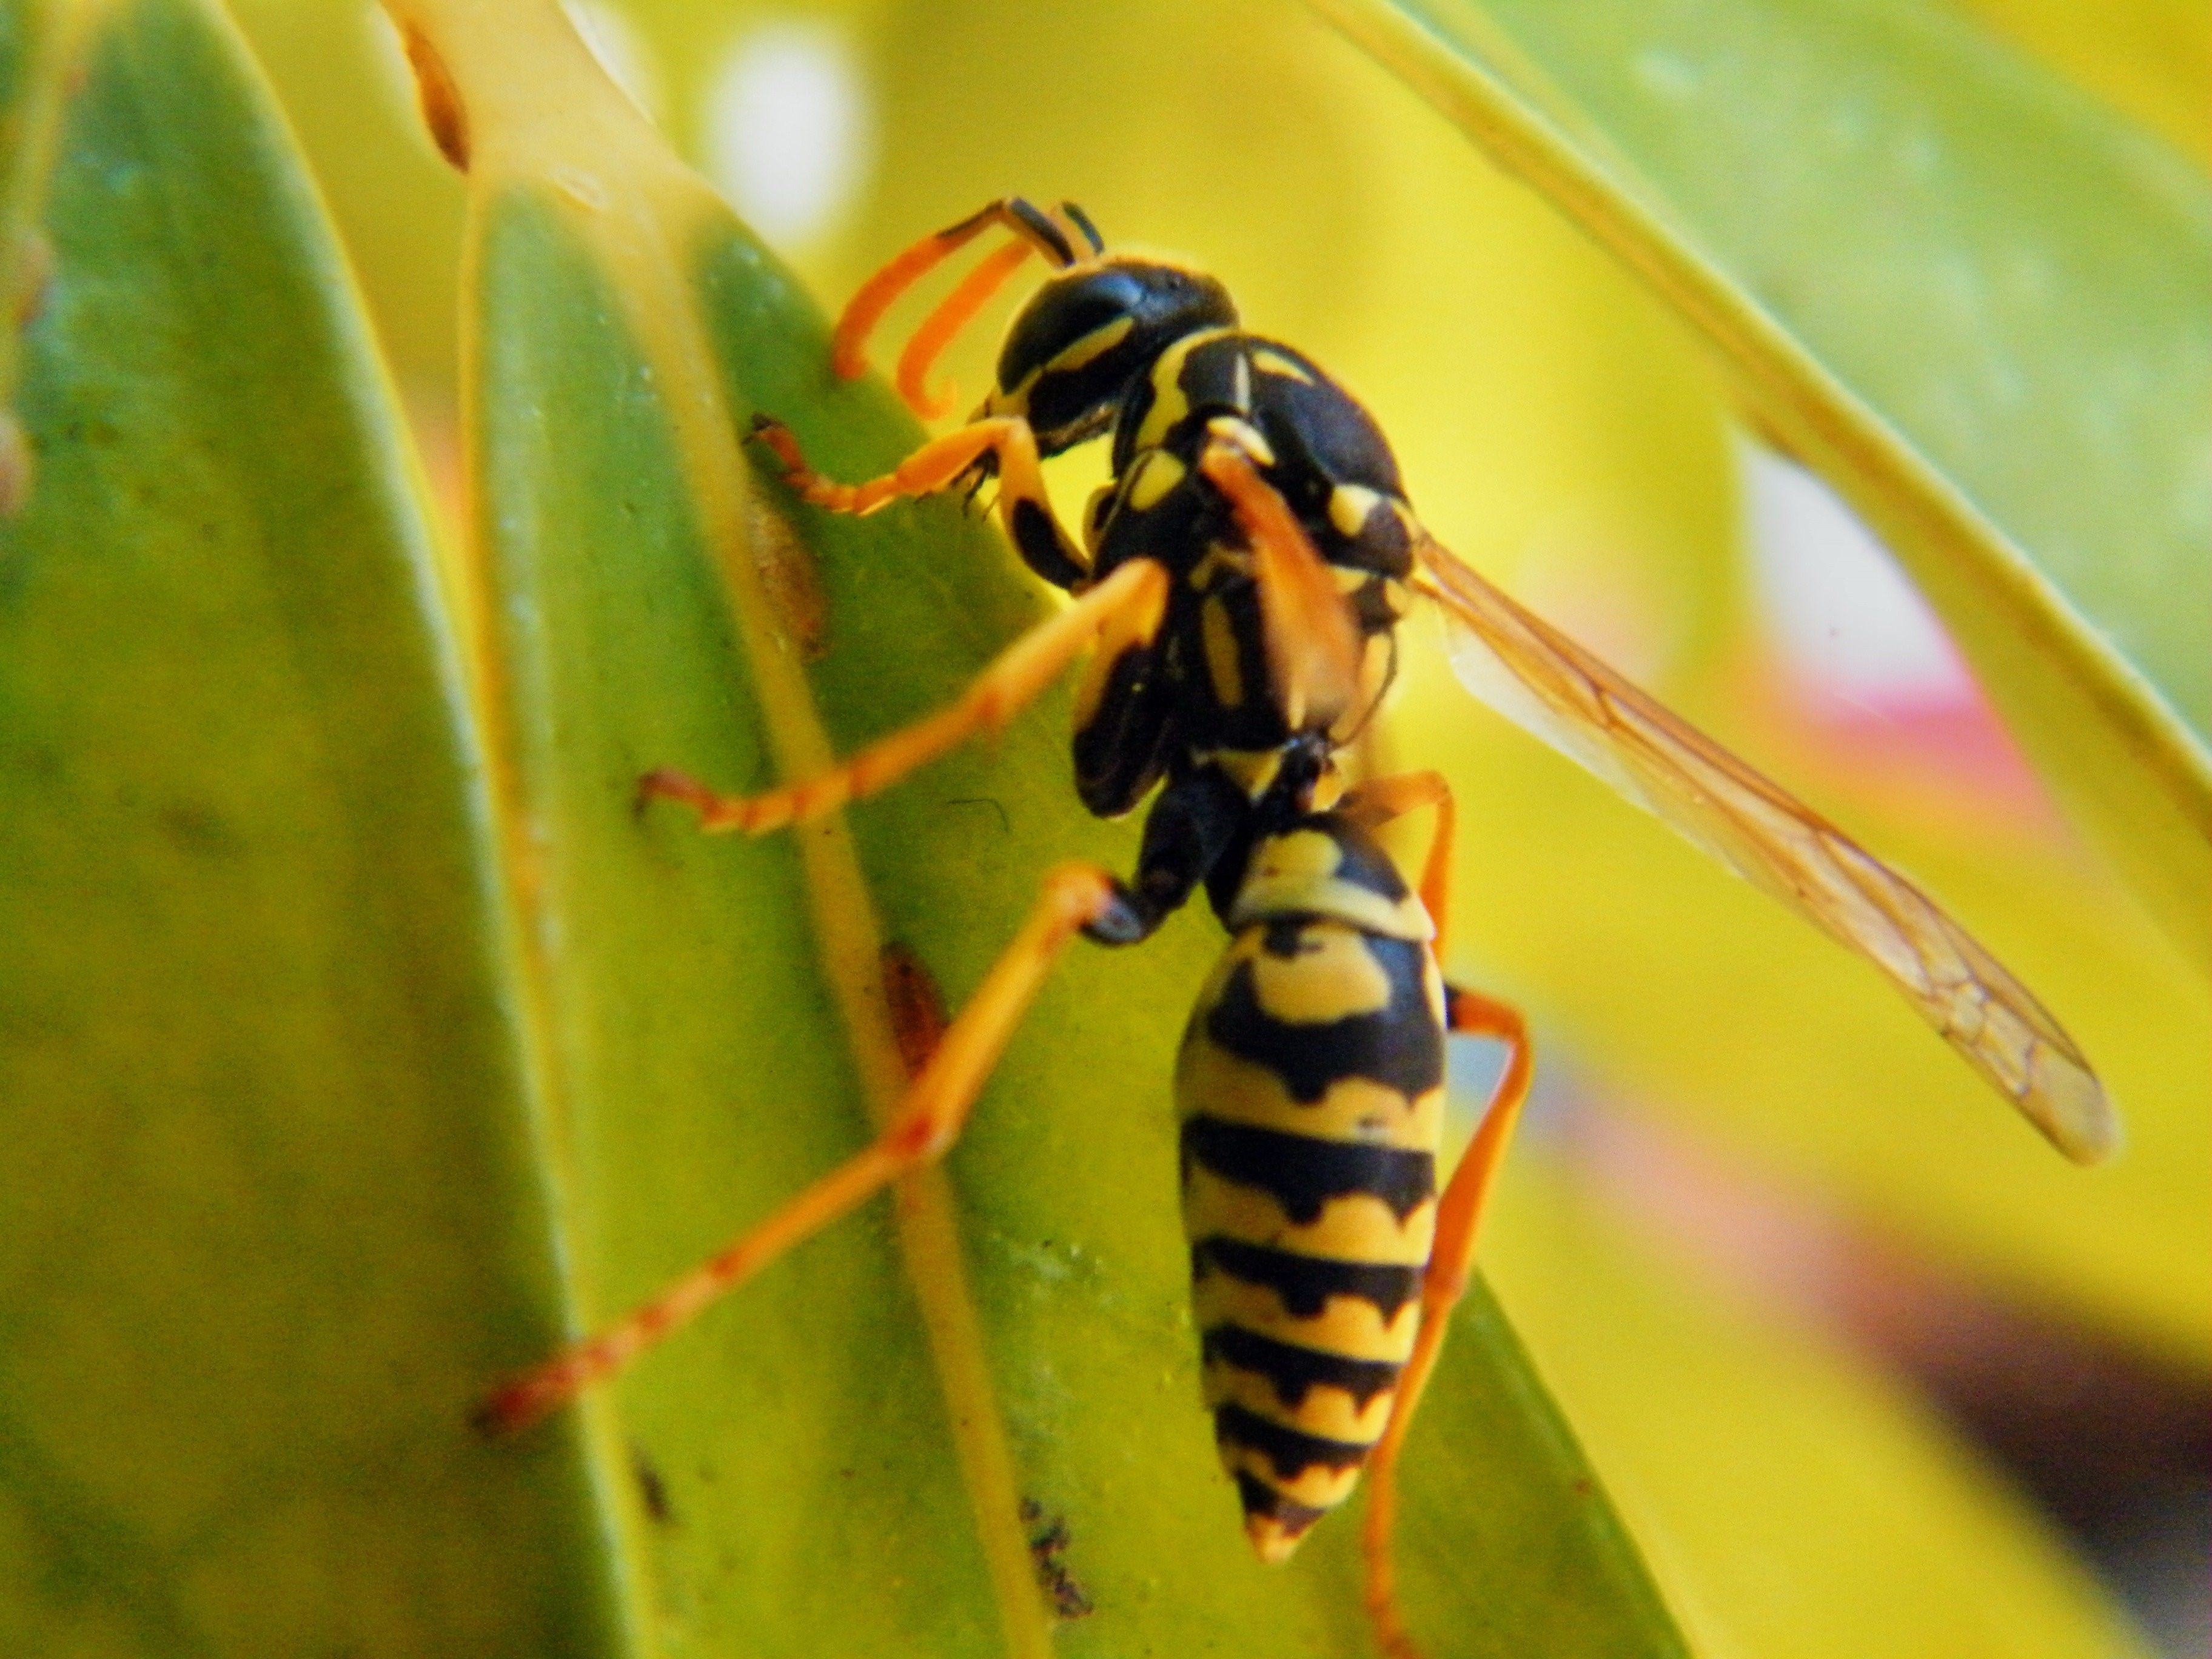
479 196 2114 1659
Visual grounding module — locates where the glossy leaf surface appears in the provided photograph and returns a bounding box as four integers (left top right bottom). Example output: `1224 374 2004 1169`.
1318 0 2212 966
0 0 620 1652
417 1 1686 1653
4 0 2188 1651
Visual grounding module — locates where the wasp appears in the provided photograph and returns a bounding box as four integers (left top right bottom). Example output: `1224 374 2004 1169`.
478 196 2115 1658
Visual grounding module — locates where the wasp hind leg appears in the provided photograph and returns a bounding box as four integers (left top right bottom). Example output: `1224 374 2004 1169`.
752 413 1088 590
1353 985 1532 1659
474 862 1133 1436
1338 771 1529 1659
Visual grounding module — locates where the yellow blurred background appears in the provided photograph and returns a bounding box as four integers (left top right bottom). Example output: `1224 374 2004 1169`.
226 1 2210 1652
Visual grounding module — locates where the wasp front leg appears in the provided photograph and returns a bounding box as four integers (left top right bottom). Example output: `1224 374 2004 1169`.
829 195 1096 397
643 557 1170 835
751 414 1088 590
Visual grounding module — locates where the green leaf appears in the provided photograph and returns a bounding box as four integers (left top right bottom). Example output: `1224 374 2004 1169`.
1487 1156 2154 1659
415 0 1687 1651
1315 0 2212 968
0 0 621 1653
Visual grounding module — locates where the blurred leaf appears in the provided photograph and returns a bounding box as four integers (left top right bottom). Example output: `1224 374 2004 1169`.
0 0 623 1653
1195 0 2212 1360
1317 0 2212 969
409 0 1688 1651
1484 1155 2156 1659
1394 635 2212 1362
1952 0 2210 167
226 0 468 399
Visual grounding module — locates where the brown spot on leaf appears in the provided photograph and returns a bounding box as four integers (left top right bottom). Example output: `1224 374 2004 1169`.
631 1445 672 1525
398 24 469 172
1020 1498 1094 1620
0 412 32 517
881 942 947 1082
156 800 237 857
12 228 52 328
750 493 827 660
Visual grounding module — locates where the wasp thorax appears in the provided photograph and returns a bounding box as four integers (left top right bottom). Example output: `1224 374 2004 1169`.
987 257 1236 457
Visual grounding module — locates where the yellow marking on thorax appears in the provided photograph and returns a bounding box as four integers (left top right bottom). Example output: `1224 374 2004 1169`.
1310 763 1347 812
1391 500 1424 549
981 360 1043 420
1182 1166 1438 1266
1205 1362 1398 1444
1133 324 1235 452
1127 447 1185 511
1250 346 1315 384
1205 412 1275 466
1327 483 1382 537
1201 595 1244 708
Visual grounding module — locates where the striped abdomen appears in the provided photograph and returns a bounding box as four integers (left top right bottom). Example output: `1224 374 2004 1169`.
1177 904 1446 1562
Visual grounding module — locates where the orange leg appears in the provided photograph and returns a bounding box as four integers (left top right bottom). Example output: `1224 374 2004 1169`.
1338 770 1456 959
1335 765 1518 1656
640 557 1168 836
752 413 1088 589
1361 988 1532 1659
1196 433 1362 730
895 237 1036 419
475 862 1123 1436
832 196 1089 402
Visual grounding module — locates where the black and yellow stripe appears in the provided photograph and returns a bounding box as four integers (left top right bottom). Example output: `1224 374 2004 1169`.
1176 813 1447 1561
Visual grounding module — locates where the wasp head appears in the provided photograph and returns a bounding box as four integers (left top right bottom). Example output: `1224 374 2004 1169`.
980 256 1237 459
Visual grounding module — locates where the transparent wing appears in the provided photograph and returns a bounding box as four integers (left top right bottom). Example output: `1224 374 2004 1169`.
1413 532 2116 1164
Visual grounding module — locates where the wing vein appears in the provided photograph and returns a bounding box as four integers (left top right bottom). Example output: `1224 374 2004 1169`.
1412 532 2114 1164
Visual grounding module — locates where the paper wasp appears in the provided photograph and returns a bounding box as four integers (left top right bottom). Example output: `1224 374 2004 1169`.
478 195 2114 1658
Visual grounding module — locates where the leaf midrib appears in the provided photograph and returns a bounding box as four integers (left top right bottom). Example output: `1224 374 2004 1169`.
389 3 1057 1652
